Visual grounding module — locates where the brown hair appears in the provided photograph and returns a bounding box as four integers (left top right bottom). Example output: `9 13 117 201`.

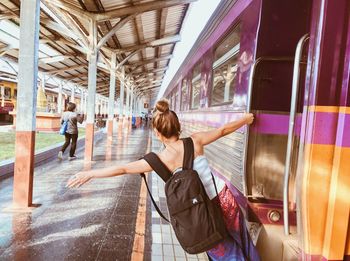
67 102 76 112
152 99 181 139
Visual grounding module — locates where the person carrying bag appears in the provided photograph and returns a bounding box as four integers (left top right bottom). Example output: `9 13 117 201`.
140 137 228 254
67 99 260 261
58 102 84 161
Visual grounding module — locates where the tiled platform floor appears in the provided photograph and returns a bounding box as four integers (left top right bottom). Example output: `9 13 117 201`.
0 123 208 261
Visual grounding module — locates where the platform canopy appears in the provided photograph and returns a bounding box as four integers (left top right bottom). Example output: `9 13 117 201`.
0 0 196 99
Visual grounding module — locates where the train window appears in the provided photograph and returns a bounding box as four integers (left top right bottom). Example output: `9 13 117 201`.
175 92 178 111
167 95 171 108
173 90 178 111
180 78 188 111
167 95 170 109
170 92 173 110
211 24 241 106
172 92 175 110
14 89 17 98
191 62 202 109
4 87 11 99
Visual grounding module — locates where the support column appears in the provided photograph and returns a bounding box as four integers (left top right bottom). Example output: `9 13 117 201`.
102 100 105 115
77 88 81 111
58 82 63 113
119 67 125 123
84 91 87 114
96 95 99 115
13 0 40 208
71 86 75 103
81 91 84 113
107 53 116 141
101 99 104 115
84 21 97 162
1 85 5 107
130 86 134 117
138 97 142 115
104 100 107 115
125 86 130 120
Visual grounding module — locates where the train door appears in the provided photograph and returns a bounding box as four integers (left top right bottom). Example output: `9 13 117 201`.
245 35 309 260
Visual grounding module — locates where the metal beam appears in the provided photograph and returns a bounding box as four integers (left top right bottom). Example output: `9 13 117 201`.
0 45 13 57
131 66 168 75
116 50 142 70
97 14 138 50
137 81 163 89
59 9 90 48
136 75 164 83
138 82 163 89
114 35 180 54
139 82 162 89
39 54 76 64
125 54 173 68
95 0 197 22
134 71 165 78
40 18 80 40
47 64 86 74
0 13 16 20
42 0 93 21
156 7 168 68
41 37 87 54
65 74 87 80
139 85 161 92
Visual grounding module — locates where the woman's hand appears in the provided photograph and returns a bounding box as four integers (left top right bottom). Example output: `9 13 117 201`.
244 113 254 125
66 171 93 188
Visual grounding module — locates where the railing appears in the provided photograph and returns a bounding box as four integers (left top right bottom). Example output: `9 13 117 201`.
283 34 309 235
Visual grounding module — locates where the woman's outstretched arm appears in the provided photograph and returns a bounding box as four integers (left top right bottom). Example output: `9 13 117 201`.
67 159 153 188
191 113 254 146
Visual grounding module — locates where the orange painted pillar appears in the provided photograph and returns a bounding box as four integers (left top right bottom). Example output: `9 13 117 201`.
12 0 40 208
107 53 116 146
84 21 98 161
84 123 95 161
13 132 36 207
107 120 113 138
105 121 113 161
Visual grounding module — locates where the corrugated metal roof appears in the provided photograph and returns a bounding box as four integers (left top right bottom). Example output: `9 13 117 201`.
0 0 195 99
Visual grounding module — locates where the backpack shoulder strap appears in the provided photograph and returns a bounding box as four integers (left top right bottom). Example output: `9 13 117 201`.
182 137 194 170
140 173 169 222
143 152 172 182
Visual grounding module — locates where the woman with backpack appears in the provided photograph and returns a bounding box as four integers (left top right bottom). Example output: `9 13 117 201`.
58 102 84 161
67 99 260 261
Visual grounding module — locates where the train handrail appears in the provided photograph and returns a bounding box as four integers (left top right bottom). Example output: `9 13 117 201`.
243 56 294 197
283 34 309 235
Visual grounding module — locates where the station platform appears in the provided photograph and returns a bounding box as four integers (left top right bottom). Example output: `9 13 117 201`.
0 125 208 261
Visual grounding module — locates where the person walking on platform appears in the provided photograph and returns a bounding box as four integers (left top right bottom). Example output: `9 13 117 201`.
67 99 260 261
58 102 83 161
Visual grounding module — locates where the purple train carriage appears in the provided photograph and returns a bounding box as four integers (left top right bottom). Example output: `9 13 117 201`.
163 0 350 260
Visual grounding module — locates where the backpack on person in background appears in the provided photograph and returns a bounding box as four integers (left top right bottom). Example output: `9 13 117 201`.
140 137 228 254
59 120 68 135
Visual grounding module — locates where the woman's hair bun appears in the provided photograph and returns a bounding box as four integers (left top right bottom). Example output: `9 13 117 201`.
155 99 170 113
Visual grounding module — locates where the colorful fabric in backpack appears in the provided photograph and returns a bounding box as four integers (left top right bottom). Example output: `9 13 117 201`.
140 137 228 254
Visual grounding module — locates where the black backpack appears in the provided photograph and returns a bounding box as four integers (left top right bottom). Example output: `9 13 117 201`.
140 137 228 254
